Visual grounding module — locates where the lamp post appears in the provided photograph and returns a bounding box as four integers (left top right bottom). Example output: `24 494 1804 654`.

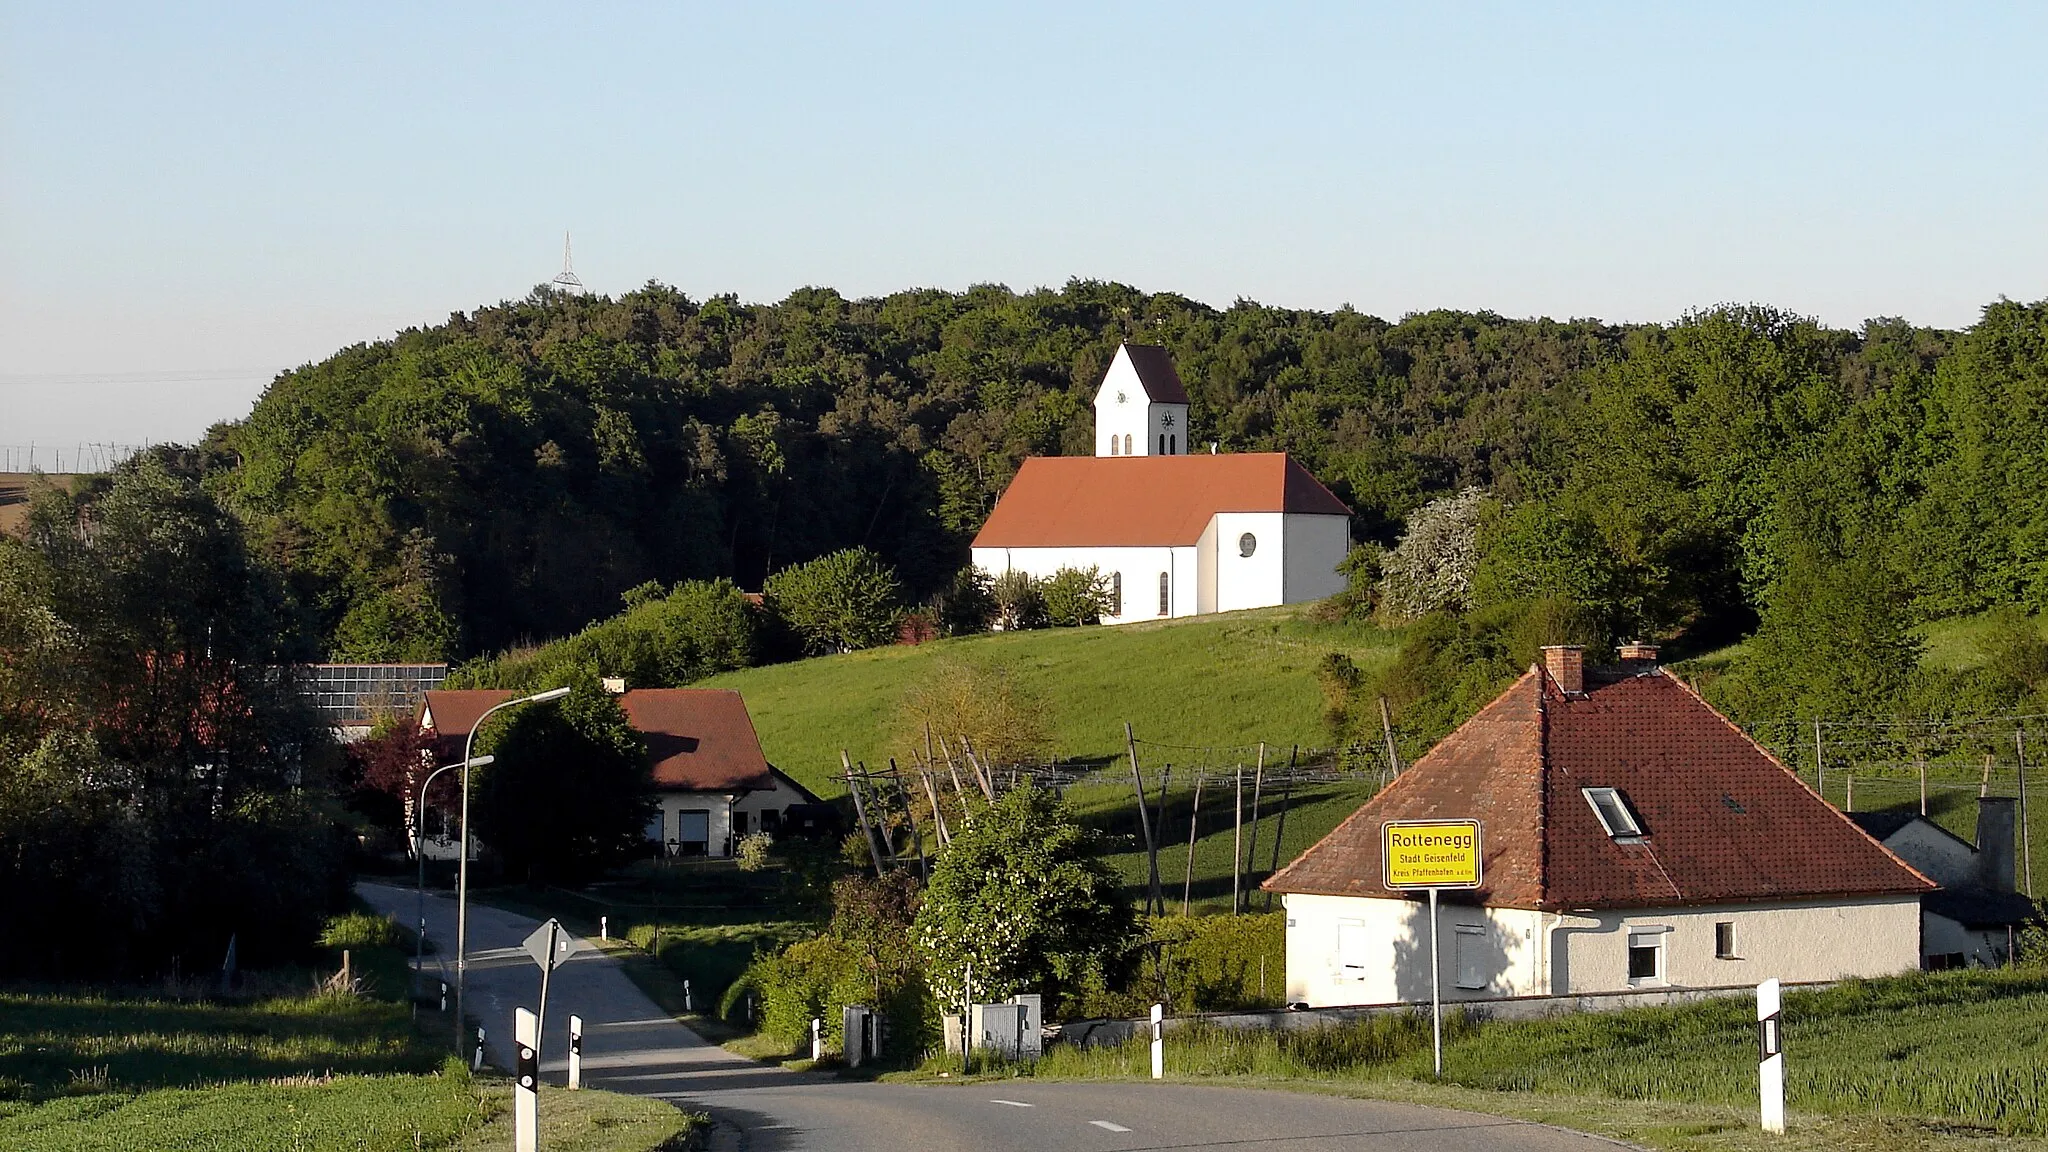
455 687 571 1052
414 755 493 998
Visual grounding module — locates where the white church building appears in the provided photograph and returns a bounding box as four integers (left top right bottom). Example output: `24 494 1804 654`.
969 343 1352 623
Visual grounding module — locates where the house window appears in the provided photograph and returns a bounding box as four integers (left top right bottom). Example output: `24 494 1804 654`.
1925 952 1966 971
645 809 667 843
1583 787 1644 839
1109 571 1123 616
678 809 712 856
1124 434 1132 455
1627 930 1664 983
1715 921 1737 959
1337 921 1369 976
1158 572 1170 616
1454 925 1487 989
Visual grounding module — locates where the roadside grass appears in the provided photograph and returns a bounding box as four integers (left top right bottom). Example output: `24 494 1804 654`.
903 968 2048 1149
699 605 1401 796
0 909 695 1151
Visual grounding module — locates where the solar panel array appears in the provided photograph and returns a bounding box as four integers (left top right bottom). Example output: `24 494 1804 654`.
300 663 449 725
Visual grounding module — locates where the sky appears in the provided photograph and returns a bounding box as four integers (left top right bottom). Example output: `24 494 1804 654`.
3 2 2045 451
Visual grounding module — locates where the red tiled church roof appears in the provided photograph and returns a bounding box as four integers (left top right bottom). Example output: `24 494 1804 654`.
420 688 775 793
970 453 1350 549
1265 665 1934 910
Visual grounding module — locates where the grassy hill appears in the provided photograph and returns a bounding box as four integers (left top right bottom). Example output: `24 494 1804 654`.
701 606 1401 795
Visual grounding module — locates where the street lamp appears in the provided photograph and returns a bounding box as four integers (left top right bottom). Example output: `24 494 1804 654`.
454 686 570 1052
413 754 493 997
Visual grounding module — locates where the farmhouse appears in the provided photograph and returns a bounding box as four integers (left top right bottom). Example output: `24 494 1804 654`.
969 343 1352 623
1847 804 2037 969
1265 645 1937 1008
417 687 816 860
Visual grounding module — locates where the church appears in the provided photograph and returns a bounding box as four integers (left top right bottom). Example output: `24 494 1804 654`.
970 343 1353 624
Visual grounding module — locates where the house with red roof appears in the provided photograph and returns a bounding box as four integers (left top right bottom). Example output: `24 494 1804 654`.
417 687 817 861
1264 645 1937 1007
970 344 1352 622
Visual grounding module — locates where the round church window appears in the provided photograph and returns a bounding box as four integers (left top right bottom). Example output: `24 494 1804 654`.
1238 532 1257 557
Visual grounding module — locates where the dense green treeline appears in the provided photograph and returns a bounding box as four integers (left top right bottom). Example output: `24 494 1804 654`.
199 282 2048 694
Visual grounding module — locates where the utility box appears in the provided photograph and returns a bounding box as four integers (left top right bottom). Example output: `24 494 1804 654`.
1010 994 1043 1058
970 1002 1026 1057
842 1004 877 1067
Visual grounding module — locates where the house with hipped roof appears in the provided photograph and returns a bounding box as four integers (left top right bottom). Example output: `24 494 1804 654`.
416 687 817 862
969 344 1352 623
1264 644 1937 1007
1846 805 2038 969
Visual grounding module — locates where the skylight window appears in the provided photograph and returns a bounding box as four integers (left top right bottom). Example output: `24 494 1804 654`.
1583 787 1644 839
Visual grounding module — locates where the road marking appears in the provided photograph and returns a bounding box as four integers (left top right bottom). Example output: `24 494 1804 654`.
989 1099 1033 1107
1089 1120 1132 1132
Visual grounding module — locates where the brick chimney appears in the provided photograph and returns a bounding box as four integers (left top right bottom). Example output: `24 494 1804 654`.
1978 796 2017 892
1618 641 1660 663
1541 645 1585 694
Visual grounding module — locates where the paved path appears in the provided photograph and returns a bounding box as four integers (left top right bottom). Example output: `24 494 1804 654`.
358 882 1618 1151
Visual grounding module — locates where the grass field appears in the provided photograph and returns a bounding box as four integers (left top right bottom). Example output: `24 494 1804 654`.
700 606 1402 796
0 912 694 1151
920 968 2048 1150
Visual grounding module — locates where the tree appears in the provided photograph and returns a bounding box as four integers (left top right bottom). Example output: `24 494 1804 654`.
472 671 653 883
764 548 902 654
913 783 1133 1016
927 566 996 637
1041 566 1111 627
1378 487 1490 621
990 569 1048 631
897 658 1053 768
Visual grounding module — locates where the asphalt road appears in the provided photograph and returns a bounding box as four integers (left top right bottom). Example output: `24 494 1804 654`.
357 882 1618 1152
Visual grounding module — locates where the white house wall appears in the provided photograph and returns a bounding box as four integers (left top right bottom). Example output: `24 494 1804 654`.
971 545 1198 623
1284 891 1922 1008
1880 824 1978 888
1282 513 1351 603
1923 912 2016 968
647 772 813 858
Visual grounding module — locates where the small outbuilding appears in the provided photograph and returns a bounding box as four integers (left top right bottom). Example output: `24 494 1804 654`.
1264 645 1938 1007
418 687 817 860
1847 803 2038 969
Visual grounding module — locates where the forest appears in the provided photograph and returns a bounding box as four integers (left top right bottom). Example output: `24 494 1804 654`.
192 281 2048 725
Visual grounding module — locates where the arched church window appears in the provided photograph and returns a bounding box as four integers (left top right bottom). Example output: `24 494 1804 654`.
1109 435 1119 456
1169 434 1177 454
1110 572 1123 616
1158 571 1170 616
1124 434 1132 455
1158 433 1166 455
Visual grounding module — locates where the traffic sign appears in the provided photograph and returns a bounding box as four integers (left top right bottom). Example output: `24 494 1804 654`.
1382 819 1483 889
523 919 569 971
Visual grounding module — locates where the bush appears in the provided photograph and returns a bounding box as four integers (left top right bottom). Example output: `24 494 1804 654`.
897 659 1053 769
1128 913 1286 1013
734 831 775 872
929 567 996 637
1378 487 1489 621
764 548 903 654
991 570 1048 631
319 911 408 951
448 578 759 691
1042 566 1111 627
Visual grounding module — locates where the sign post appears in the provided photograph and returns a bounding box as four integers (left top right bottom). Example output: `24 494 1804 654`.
1758 978 1784 1134
521 919 569 1076
1381 819 1484 1078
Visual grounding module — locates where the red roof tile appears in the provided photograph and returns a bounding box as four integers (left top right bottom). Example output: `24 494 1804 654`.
420 688 775 794
970 453 1350 549
1265 666 1934 910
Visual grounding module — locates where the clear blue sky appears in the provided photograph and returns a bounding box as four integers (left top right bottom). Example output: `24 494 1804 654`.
3 2 2044 449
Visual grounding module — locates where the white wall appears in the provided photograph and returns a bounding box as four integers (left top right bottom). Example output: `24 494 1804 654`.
971 544 1197 622
1281 513 1351 603
1284 891 1923 1007
1210 512 1287 613
1880 823 1977 888
648 771 812 858
1923 912 2016 968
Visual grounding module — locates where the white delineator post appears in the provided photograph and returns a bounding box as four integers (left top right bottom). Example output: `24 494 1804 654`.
1149 1003 1164 1080
684 979 693 1012
811 1017 823 1061
473 1026 485 1072
1758 978 1785 1134
568 1014 583 1091
515 1008 539 1152
600 915 608 941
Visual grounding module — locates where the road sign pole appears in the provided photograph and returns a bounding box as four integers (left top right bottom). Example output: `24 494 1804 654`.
1429 886 1442 1077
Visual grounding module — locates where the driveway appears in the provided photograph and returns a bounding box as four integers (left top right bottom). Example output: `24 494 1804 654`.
357 882 1618 1151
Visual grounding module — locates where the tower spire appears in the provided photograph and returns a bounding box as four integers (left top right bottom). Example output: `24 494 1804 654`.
550 231 586 294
